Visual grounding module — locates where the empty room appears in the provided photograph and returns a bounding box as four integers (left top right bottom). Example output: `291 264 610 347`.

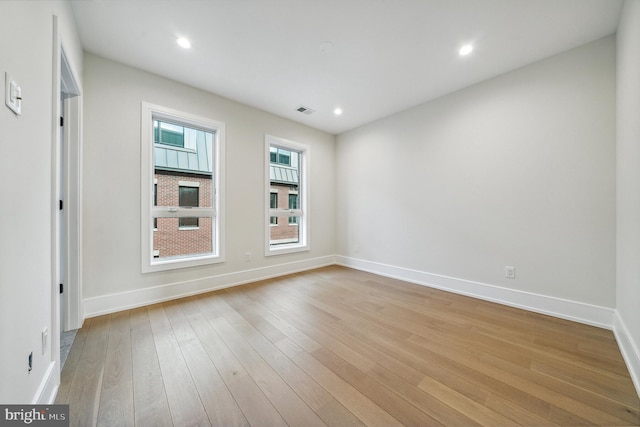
1 0 639 425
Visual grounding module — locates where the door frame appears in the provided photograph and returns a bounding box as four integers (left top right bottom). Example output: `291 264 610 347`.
51 14 83 375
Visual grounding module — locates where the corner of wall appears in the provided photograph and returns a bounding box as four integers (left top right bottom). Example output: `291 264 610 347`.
336 256 615 329
613 311 640 398
83 255 336 318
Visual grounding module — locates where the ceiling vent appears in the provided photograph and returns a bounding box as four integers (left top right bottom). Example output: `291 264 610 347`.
296 105 315 115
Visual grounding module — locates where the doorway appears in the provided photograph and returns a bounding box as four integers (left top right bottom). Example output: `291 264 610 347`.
56 45 82 368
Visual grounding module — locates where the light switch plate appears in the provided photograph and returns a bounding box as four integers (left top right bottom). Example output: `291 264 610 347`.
5 72 22 115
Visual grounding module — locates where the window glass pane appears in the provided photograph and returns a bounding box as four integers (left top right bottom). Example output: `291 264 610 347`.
155 179 211 208
154 120 185 147
179 186 199 207
179 217 199 228
288 193 298 209
278 149 290 165
153 217 213 259
270 215 299 245
153 117 213 259
268 140 303 250
178 184 199 227
270 192 278 225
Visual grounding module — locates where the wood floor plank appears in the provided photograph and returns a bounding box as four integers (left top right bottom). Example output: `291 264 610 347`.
276 337 404 427
163 301 249 427
221 290 379 427
315 399 367 427
147 304 211 426
404 322 640 424
407 333 633 426
316 279 639 425
247 268 640 425
328 301 594 425
66 315 109 427
57 266 640 427
96 311 134 427
129 307 172 427
211 315 326 427
218 291 334 411
415 373 516 426
225 288 377 373
254 280 550 426
55 319 89 404
251 288 513 425
184 300 289 427
311 346 448 426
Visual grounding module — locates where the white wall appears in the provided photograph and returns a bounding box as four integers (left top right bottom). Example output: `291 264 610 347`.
82 53 335 315
337 37 616 320
616 0 640 394
0 1 82 404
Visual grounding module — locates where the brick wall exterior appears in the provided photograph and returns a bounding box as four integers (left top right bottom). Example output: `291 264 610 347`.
270 184 299 243
153 171 213 258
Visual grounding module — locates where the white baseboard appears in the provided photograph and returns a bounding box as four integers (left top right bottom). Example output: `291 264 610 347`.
84 255 335 318
336 256 615 329
613 311 640 398
33 362 58 404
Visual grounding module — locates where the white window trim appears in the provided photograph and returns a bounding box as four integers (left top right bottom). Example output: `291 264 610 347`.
141 102 225 272
265 134 309 256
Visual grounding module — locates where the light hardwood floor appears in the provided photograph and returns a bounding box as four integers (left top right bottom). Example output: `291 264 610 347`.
56 266 640 426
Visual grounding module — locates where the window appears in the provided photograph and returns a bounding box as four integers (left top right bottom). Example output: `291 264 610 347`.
154 120 185 147
141 103 225 272
270 191 278 225
288 193 298 225
153 182 158 230
269 146 291 166
178 184 199 228
265 135 308 255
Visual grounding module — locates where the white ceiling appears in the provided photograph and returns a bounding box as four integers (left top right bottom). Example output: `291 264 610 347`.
70 0 622 135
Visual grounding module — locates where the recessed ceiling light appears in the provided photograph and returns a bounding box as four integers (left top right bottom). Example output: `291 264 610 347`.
177 37 191 49
459 44 473 56
334 107 343 116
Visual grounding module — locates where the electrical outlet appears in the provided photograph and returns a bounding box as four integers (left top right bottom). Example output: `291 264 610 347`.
244 252 252 262
505 266 516 279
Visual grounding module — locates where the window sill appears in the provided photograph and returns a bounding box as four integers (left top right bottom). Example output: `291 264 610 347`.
144 253 225 273
266 242 308 256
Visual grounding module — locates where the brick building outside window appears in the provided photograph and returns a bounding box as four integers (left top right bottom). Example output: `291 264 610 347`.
269 146 300 245
153 119 214 258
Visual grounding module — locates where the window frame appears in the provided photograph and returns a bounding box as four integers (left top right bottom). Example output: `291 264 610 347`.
141 102 225 272
265 134 309 256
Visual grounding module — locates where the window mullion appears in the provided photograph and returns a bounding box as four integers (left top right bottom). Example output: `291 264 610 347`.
152 207 215 218
269 209 302 217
